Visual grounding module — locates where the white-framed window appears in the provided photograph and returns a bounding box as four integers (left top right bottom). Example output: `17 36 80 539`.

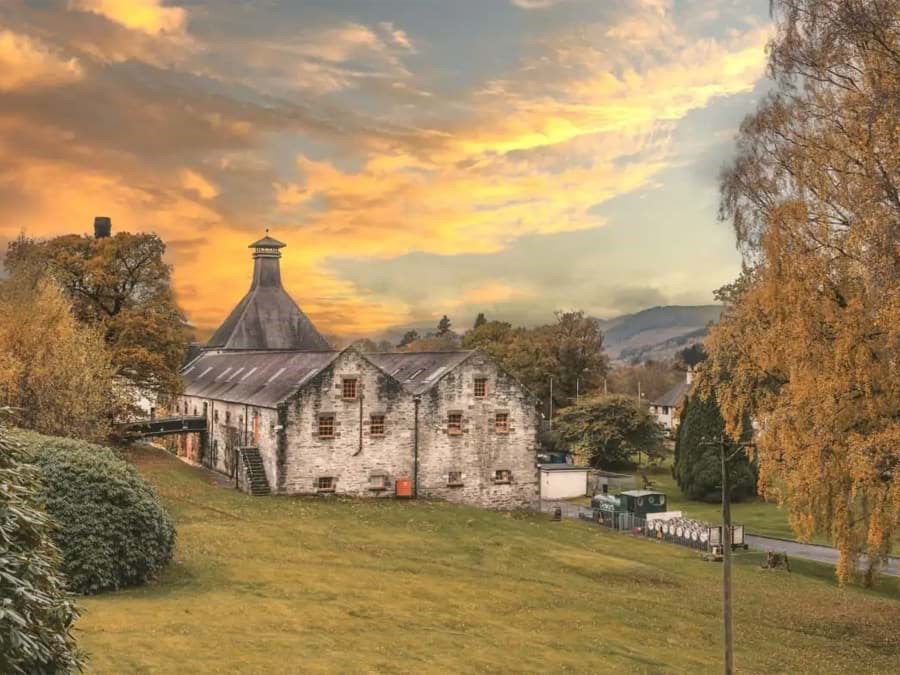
447 413 463 434
316 476 335 492
474 377 487 398
342 377 359 400
368 474 388 490
493 469 511 484
370 414 385 436
447 471 463 486
318 414 336 438
495 412 509 433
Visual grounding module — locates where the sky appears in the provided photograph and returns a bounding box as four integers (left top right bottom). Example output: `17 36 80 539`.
0 0 772 338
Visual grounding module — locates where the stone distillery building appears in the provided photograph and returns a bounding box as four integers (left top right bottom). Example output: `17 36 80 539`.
174 235 540 508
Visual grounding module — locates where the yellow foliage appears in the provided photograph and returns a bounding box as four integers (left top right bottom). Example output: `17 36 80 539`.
0 274 118 439
706 0 900 584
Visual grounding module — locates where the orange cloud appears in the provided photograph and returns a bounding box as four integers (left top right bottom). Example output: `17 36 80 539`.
0 30 82 91
69 0 187 36
0 2 770 337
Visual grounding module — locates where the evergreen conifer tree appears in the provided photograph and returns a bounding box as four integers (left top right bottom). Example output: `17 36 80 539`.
674 394 756 503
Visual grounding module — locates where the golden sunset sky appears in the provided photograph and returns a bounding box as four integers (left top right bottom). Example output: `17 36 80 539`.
0 0 772 338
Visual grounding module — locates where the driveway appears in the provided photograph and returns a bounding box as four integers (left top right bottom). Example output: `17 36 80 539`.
746 534 899 577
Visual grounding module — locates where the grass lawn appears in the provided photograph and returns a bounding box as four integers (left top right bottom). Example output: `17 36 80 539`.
76 447 900 674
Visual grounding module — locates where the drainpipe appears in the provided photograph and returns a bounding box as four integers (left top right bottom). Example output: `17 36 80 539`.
413 395 420 498
357 388 364 456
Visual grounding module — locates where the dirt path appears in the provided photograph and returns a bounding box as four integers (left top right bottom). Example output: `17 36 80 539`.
746 534 899 577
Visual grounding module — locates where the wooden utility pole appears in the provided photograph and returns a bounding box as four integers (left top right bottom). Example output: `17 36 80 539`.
701 435 754 675
720 436 734 675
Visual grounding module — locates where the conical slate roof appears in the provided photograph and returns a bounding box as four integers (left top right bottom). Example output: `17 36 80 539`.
206 236 331 352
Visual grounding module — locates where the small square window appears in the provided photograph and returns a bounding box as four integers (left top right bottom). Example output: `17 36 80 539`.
447 413 463 434
448 471 463 486
342 378 358 400
493 469 511 484
495 412 509 433
369 474 388 490
474 378 487 398
370 414 385 436
318 415 335 438
316 476 335 491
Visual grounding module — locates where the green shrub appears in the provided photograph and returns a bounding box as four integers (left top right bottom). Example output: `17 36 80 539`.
0 423 82 673
674 394 757 503
16 431 176 595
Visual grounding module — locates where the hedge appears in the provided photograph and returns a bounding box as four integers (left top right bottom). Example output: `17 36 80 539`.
16 431 176 595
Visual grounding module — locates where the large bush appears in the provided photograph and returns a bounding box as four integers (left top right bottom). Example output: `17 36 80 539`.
554 394 666 469
674 394 757 503
17 431 176 595
0 423 82 673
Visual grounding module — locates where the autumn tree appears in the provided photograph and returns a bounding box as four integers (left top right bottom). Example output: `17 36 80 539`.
6 232 190 402
554 395 666 469
473 312 487 329
0 272 118 439
461 311 608 410
707 0 900 582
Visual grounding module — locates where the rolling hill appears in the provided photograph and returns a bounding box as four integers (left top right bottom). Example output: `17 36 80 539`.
598 304 723 363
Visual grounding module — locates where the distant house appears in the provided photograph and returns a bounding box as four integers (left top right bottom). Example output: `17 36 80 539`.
650 369 693 433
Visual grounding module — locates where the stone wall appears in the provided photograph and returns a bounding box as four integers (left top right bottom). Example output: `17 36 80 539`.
416 353 540 508
280 350 416 496
176 349 540 509
176 395 280 489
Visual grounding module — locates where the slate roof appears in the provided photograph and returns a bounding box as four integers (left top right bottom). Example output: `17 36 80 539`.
366 351 474 395
652 381 691 408
206 239 331 351
248 235 286 249
182 350 339 407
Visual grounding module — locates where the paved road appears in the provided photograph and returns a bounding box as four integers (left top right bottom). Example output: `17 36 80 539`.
746 534 899 577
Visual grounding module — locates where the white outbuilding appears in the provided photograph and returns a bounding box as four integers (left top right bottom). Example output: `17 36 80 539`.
538 464 591 500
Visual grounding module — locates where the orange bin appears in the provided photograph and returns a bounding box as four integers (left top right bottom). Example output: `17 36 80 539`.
395 478 412 498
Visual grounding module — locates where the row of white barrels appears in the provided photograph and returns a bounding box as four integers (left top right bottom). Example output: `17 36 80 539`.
644 517 745 551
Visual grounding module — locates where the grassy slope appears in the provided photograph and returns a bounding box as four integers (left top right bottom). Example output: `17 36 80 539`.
77 447 900 674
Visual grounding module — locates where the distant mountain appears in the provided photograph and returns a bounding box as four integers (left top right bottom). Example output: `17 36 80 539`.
598 305 723 364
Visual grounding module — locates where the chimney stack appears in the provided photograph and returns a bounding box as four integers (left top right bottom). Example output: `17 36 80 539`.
94 216 111 239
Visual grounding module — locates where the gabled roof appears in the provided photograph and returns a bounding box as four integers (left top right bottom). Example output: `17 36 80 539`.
365 351 474 395
652 381 691 407
182 350 339 407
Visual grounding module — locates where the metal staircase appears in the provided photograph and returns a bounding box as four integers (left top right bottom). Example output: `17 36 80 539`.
238 447 271 496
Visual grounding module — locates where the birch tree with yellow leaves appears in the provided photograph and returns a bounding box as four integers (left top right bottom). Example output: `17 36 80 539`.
705 0 899 583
